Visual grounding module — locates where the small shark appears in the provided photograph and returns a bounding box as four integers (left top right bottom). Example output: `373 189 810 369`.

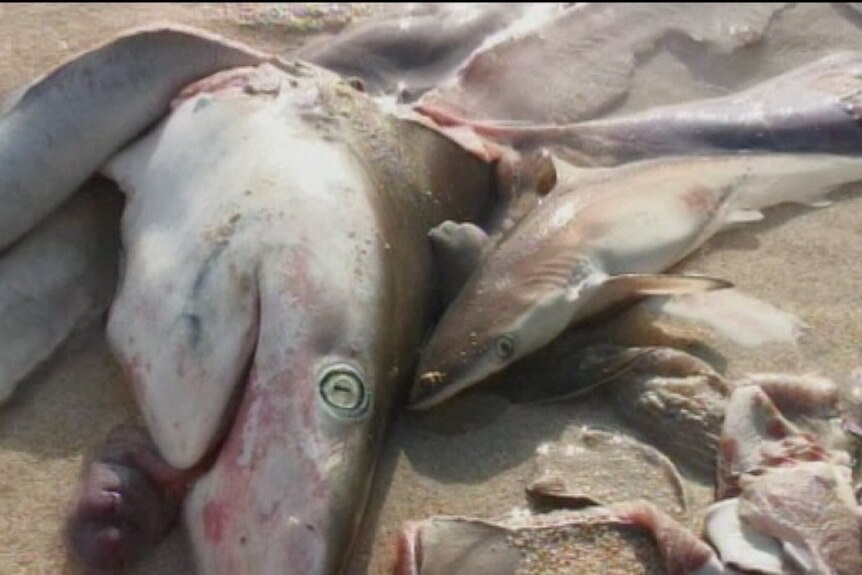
411 153 862 409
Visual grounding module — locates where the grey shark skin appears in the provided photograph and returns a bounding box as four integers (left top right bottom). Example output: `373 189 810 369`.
419 51 862 166
97 62 494 573
411 153 862 409
420 3 788 124
0 185 119 403
300 4 564 100
0 25 278 251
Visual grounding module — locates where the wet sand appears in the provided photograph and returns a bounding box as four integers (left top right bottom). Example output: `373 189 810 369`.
2 4 862 575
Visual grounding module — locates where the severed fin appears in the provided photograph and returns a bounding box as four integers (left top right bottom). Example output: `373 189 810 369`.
611 501 726 575
647 288 810 348
577 273 733 321
803 199 833 208
430 221 489 306
527 430 690 520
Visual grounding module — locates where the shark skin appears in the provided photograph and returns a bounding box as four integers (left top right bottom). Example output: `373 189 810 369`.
95 60 496 573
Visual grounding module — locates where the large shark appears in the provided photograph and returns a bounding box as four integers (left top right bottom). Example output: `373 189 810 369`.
0 27 498 574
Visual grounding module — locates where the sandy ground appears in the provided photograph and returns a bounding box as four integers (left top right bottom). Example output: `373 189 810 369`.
1 3 862 575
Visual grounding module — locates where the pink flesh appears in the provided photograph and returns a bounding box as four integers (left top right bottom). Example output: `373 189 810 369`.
613 501 719 575
717 386 813 498
182 222 385 574
394 522 423 575
404 106 505 164
716 382 862 574
186 344 332 573
739 463 862 575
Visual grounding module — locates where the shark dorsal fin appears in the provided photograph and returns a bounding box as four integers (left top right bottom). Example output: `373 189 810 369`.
429 220 489 305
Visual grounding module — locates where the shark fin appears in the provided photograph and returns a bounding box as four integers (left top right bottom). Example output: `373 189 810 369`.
429 220 489 305
577 273 733 321
605 274 733 296
646 288 810 348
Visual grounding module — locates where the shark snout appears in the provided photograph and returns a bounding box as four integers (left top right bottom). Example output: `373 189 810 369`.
410 357 497 410
418 371 446 388
408 370 450 410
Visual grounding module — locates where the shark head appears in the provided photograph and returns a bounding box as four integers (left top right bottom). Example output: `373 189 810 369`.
410 241 604 409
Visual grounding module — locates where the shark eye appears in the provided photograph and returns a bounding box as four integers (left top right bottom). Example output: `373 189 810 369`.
495 335 516 360
319 366 371 418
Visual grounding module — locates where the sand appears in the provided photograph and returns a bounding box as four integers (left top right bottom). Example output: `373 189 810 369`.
1 3 861 575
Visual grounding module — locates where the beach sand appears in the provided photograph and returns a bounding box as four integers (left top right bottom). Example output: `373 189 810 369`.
1 4 861 574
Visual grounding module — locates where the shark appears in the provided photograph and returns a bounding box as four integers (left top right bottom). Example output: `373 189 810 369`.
411 153 862 408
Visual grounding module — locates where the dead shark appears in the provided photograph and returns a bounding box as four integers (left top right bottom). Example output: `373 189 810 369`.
0 27 499 574
420 3 789 123
299 4 566 100
418 51 862 166
412 153 862 409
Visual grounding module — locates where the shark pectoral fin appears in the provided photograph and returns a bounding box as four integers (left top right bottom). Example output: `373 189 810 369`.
579 274 733 321
726 209 765 225
611 274 733 295
429 220 489 305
